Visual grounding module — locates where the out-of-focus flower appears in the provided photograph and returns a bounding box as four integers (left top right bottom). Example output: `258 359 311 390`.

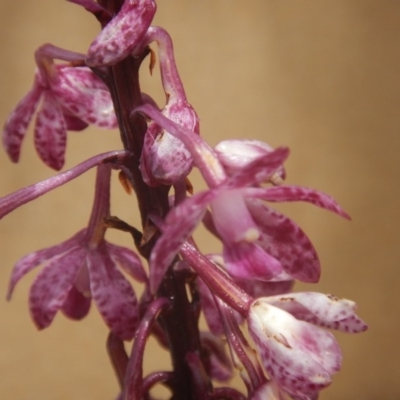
7 228 146 340
247 294 367 397
135 27 199 186
214 139 286 184
148 146 348 293
2 64 116 170
6 164 146 340
86 0 157 66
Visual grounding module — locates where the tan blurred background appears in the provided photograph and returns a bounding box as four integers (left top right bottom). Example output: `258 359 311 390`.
0 1 399 399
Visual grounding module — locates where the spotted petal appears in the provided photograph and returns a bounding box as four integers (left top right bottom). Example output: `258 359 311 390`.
7 231 83 300
244 185 350 219
86 0 157 66
53 66 117 128
248 298 342 394
264 292 368 333
34 92 67 170
149 190 216 293
2 79 42 162
29 247 86 329
246 199 321 283
87 246 138 340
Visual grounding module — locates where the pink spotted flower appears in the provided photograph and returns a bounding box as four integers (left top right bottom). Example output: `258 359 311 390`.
6 164 145 340
2 58 117 170
247 292 367 397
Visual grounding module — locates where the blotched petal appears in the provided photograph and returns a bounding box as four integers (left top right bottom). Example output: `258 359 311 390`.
29 247 86 329
2 79 42 162
244 185 350 219
248 299 342 394
86 0 157 66
34 92 67 170
53 66 117 128
223 241 283 281
246 199 320 283
7 231 83 300
150 190 215 293
88 246 138 340
264 292 368 333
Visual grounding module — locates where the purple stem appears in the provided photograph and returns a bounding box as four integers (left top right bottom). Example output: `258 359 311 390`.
0 150 128 220
180 240 253 316
107 332 129 389
122 297 170 400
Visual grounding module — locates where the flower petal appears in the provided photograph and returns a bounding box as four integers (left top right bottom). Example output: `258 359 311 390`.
246 199 321 283
86 0 157 66
149 190 215 293
61 285 91 320
226 147 289 189
264 292 368 333
2 79 42 162
87 246 138 340
244 185 350 219
106 242 148 283
7 231 83 300
223 241 283 281
54 67 117 128
34 92 67 170
248 299 342 394
29 247 86 329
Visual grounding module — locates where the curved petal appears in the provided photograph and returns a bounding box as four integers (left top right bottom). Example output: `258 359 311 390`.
34 92 67 170
223 241 283 281
87 247 138 340
29 247 86 329
248 299 342 394
86 0 156 66
61 285 91 320
264 292 368 333
2 79 42 162
53 67 117 128
106 242 148 283
7 231 83 300
226 147 290 189
149 190 215 293
244 185 350 219
246 199 321 283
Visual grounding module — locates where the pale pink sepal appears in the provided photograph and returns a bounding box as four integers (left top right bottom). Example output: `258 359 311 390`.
264 292 368 333
248 298 342 394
